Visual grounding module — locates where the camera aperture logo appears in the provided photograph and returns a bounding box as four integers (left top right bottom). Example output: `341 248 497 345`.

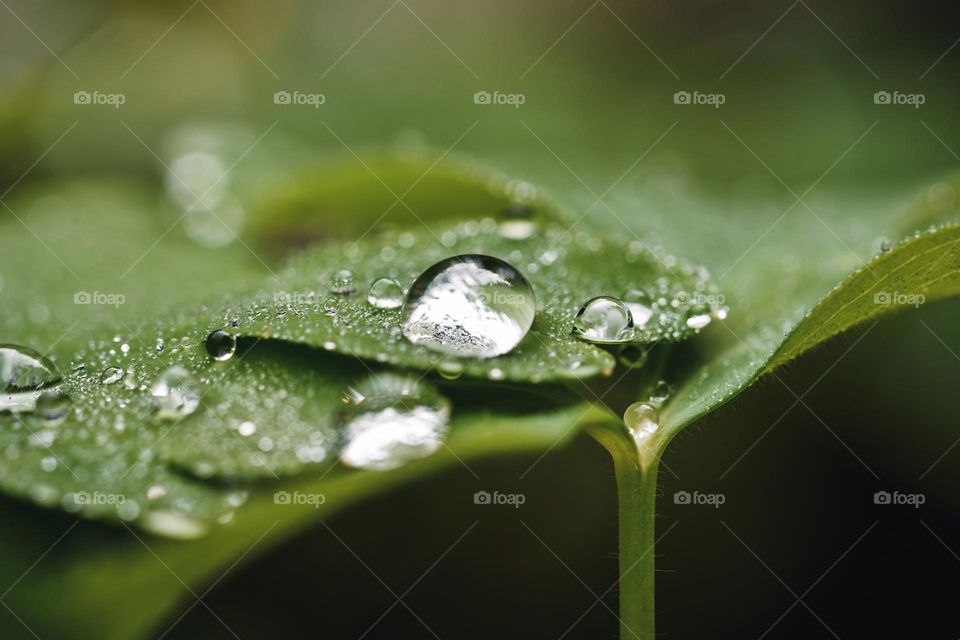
74 291 125 308
673 490 725 508
274 490 326 508
73 90 125 108
873 490 925 508
873 291 925 308
473 490 525 508
873 90 924 108
274 90 326 108
473 90 525 108
673 90 725 109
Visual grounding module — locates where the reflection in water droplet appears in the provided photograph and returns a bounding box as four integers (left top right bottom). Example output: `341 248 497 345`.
0 344 61 391
0 390 41 413
624 402 659 443
338 373 450 471
330 269 357 296
573 296 635 344
205 330 237 361
402 254 536 359
367 277 404 309
685 309 712 330
36 389 70 425
498 205 538 240
100 367 124 385
150 365 201 421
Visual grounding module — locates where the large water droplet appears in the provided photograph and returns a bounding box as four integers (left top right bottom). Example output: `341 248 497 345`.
338 374 450 471
367 277 404 309
402 254 536 359
205 330 237 361
0 344 61 391
624 402 659 443
150 365 201 421
573 296 635 344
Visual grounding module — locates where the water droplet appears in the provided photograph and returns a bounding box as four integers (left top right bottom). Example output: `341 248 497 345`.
877 237 893 253
155 338 165 353
100 367 124 385
367 277 404 309
402 254 536 358
0 344 61 391
150 365 201 421
437 357 464 380
338 374 450 471
573 296 635 343
138 510 209 539
237 420 256 436
205 330 237 361
498 204 538 240
623 289 654 328
36 389 70 425
624 402 659 443
650 380 672 404
329 269 357 296
685 309 712 330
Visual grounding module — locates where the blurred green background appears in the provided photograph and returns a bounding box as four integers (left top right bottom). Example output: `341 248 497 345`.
2 0 959 637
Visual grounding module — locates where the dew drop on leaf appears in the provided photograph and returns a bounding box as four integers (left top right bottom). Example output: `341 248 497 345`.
337 373 450 471
205 330 237 362
100 367 124 385
498 204 538 240
150 365 201 421
329 269 357 296
366 277 404 309
0 344 61 391
624 401 659 443
402 254 536 358
573 296 635 344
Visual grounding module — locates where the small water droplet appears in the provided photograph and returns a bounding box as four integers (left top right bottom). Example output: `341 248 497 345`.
155 338 165 353
138 510 209 539
329 269 357 296
0 344 61 391
205 330 237 361
237 420 256 436
573 296 635 343
650 380 672 404
402 254 536 358
338 374 450 471
437 357 464 380
100 367 124 385
367 277 404 309
685 310 712 330
150 365 201 421
624 402 659 443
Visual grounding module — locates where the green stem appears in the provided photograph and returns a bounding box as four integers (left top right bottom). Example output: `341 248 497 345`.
589 423 661 640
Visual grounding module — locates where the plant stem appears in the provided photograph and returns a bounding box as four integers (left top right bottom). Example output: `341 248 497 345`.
589 423 661 640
